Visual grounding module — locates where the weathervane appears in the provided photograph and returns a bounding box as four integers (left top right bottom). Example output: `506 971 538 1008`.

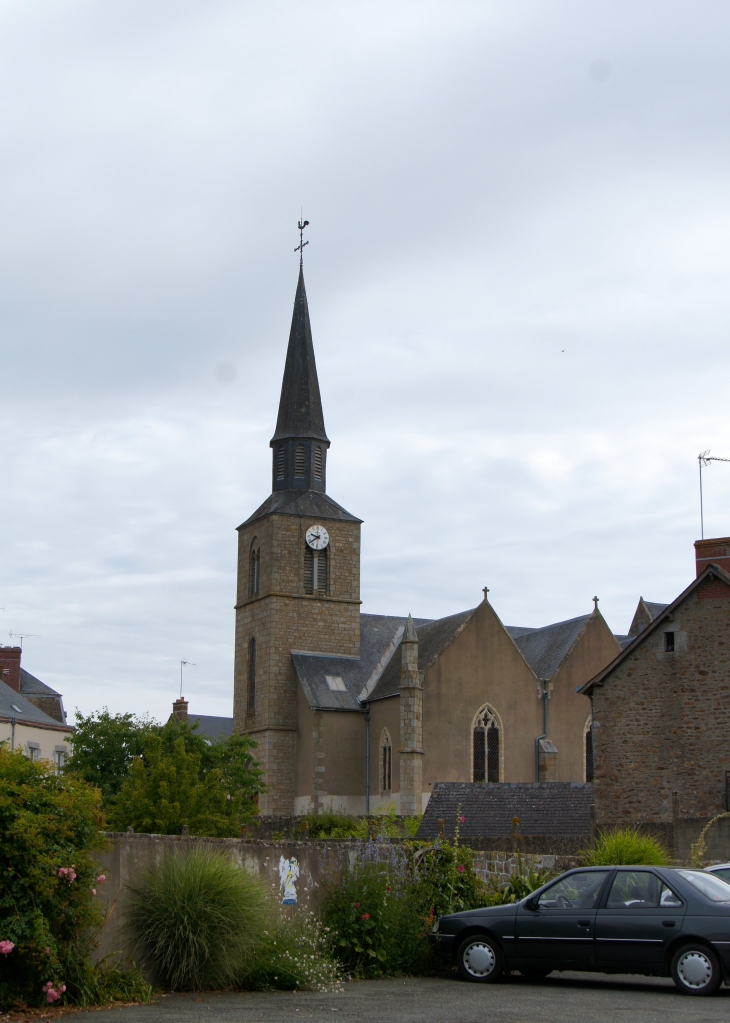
295 217 309 266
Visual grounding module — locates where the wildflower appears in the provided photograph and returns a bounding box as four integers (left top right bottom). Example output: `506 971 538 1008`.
360 913 370 920
457 864 465 874
0 941 14 956
460 815 465 823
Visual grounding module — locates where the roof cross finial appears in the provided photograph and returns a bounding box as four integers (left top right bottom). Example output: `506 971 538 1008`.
483 586 489 602
295 216 309 267
593 596 599 611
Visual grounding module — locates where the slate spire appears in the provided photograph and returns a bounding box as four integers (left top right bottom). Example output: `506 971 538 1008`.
272 268 329 445
270 268 330 493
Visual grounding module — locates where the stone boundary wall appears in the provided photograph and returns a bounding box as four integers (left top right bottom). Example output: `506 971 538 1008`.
92 833 576 971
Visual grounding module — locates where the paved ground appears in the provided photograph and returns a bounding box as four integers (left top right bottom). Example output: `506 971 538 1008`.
72 973 730 1023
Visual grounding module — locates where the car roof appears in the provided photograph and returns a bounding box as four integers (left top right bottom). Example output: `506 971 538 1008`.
705 863 730 871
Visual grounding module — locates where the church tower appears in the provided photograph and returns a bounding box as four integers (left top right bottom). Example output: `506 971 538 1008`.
233 267 362 815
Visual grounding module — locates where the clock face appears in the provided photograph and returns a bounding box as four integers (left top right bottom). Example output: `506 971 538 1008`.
305 524 329 550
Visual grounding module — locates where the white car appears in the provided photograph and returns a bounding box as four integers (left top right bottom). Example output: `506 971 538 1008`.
704 863 730 884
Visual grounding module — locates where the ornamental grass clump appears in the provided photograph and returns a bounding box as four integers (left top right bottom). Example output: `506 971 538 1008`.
129 849 269 990
579 827 672 867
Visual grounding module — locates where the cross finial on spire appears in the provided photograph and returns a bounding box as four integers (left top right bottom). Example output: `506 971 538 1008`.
295 217 309 266
483 586 489 602
593 596 599 611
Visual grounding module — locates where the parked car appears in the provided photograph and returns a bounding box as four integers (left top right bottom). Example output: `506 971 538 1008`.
705 863 730 884
431 866 730 995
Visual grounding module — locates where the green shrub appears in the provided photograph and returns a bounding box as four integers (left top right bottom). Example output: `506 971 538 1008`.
129 849 269 990
322 841 488 978
580 827 672 866
297 807 423 841
0 746 145 1011
240 912 342 992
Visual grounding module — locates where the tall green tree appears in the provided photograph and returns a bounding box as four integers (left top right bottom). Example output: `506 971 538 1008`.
65 709 155 801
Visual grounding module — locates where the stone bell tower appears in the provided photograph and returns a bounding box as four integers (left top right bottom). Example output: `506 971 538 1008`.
233 266 362 814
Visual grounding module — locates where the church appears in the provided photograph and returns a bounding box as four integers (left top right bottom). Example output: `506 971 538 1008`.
233 267 624 816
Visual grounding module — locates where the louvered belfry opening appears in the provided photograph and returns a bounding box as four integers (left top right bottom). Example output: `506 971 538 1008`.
276 446 285 479
294 444 305 477
314 445 323 481
304 545 328 595
473 707 500 783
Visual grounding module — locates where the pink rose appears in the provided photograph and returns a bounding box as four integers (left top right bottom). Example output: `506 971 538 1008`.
58 867 77 882
457 864 465 874
360 913 370 920
91 888 97 895
97 874 106 883
0 941 14 955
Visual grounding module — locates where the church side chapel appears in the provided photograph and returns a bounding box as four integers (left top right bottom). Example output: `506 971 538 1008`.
233 256 624 816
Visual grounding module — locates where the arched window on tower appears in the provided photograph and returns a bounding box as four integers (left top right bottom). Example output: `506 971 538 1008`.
304 544 328 595
276 446 285 480
380 729 392 793
249 541 260 597
295 444 305 477
314 446 323 481
248 637 256 711
584 716 594 783
472 704 502 783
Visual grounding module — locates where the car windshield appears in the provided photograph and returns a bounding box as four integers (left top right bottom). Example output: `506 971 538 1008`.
677 870 730 903
709 867 730 883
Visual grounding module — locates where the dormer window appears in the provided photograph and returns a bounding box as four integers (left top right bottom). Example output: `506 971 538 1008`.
276 446 285 479
295 444 305 477
314 446 323 481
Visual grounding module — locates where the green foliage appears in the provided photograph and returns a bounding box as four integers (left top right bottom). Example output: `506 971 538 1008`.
481 855 554 905
108 734 250 837
580 827 672 866
0 746 146 1011
129 849 270 990
690 811 730 868
322 841 487 978
297 806 422 841
240 912 342 992
65 709 156 802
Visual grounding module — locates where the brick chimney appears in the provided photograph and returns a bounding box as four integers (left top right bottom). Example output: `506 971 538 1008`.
172 697 188 721
0 646 21 692
694 537 730 577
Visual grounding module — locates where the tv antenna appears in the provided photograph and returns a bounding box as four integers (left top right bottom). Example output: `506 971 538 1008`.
180 659 195 698
698 451 730 539
294 216 309 267
9 632 40 650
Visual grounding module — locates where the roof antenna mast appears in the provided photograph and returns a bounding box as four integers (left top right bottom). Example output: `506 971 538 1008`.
180 659 195 698
698 450 730 539
295 213 309 267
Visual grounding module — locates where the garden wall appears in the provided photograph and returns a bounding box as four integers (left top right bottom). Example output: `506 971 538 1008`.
93 832 579 970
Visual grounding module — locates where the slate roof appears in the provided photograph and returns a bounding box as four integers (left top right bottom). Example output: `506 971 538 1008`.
0 679 72 730
271 268 329 444
614 635 633 650
19 668 61 697
367 609 477 702
418 782 594 839
505 614 592 680
644 601 669 620
189 714 233 743
239 489 361 529
292 614 431 711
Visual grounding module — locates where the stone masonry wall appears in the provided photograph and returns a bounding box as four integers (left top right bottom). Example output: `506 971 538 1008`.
592 577 730 827
233 511 361 814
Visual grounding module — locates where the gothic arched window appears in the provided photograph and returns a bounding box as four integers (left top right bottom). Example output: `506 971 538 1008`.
380 729 392 793
472 704 502 783
314 446 323 481
248 637 257 711
249 541 260 597
295 444 305 477
304 544 328 595
584 716 594 783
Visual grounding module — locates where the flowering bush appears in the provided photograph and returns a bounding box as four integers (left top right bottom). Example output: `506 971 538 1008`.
240 912 342 993
0 746 151 1011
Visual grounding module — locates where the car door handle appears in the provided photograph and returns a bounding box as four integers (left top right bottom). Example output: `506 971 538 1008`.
577 920 591 927
662 921 675 927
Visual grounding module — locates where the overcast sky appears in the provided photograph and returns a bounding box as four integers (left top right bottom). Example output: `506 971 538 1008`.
2 0 730 723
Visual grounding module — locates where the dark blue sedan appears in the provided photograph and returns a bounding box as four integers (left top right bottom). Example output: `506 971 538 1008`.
432 866 730 995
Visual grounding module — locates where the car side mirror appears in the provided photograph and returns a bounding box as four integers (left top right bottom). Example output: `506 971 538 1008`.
525 896 539 911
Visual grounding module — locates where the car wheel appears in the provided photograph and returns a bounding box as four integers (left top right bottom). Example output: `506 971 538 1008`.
670 944 722 996
456 935 503 983
519 967 553 980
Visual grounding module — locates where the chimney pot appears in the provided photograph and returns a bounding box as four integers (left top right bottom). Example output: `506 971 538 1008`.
0 647 21 692
172 697 189 722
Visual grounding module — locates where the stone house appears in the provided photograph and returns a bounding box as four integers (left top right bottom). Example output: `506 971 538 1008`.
579 538 730 829
233 268 625 815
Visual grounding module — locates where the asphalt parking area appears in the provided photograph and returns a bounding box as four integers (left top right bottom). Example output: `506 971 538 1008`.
72 972 730 1023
